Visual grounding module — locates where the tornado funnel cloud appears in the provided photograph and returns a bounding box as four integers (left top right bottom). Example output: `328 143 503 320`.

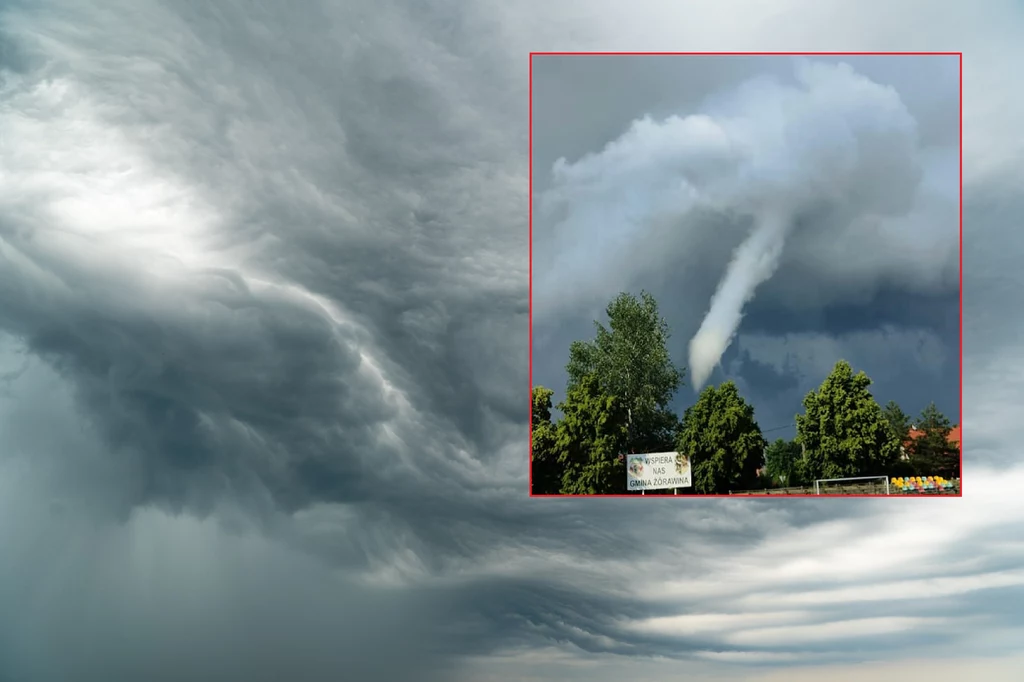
689 212 790 390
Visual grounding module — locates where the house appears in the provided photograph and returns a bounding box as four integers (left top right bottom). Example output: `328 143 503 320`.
900 425 961 461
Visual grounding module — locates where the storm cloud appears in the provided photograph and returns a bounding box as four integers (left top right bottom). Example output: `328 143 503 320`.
533 52 958 427
0 0 1022 681
535 59 930 389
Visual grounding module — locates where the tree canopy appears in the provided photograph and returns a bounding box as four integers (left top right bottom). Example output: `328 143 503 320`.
677 381 765 494
907 402 960 478
554 374 629 495
882 400 911 443
763 438 802 487
530 291 954 495
530 386 561 494
566 291 682 453
795 360 901 481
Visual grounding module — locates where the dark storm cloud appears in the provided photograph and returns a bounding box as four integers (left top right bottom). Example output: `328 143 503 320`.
1 0 1023 681
0 0 525 678
0 247 396 512
0 487 452 682
1 0 528 514
738 289 958 339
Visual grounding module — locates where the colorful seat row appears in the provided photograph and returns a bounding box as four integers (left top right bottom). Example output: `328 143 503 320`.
891 476 957 491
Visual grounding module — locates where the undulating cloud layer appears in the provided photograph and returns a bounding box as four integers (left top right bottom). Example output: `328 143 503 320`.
0 0 1021 681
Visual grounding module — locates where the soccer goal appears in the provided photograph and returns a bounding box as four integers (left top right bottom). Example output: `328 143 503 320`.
813 475 890 495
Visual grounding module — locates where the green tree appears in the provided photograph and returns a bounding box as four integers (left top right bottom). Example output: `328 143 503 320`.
908 402 960 478
882 400 911 443
554 375 629 494
796 360 900 481
566 291 682 453
790 456 811 488
764 438 802 487
677 381 765 494
531 386 562 494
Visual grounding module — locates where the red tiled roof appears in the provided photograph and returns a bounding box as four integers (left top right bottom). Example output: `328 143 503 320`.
905 425 960 447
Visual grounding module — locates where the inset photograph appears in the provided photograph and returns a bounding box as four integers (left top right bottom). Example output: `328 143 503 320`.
529 53 961 496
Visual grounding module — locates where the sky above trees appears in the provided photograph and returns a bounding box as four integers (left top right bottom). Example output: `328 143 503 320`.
532 55 959 438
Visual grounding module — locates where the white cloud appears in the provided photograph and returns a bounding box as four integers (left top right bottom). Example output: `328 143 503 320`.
726 616 946 647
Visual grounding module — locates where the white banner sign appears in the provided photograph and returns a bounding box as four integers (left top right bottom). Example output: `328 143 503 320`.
626 452 692 491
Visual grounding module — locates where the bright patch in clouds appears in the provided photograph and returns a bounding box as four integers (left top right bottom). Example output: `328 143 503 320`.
0 77 221 271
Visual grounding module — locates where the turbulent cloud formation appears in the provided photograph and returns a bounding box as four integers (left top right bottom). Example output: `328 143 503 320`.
0 0 1021 681
538 61 923 388
532 52 958 429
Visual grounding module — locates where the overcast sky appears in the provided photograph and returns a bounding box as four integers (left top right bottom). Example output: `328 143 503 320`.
532 54 959 436
0 1 1022 681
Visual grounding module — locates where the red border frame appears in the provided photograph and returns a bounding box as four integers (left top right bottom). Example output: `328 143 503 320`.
528 51 964 499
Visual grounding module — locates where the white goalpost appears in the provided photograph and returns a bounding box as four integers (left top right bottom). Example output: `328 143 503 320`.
813 475 890 495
